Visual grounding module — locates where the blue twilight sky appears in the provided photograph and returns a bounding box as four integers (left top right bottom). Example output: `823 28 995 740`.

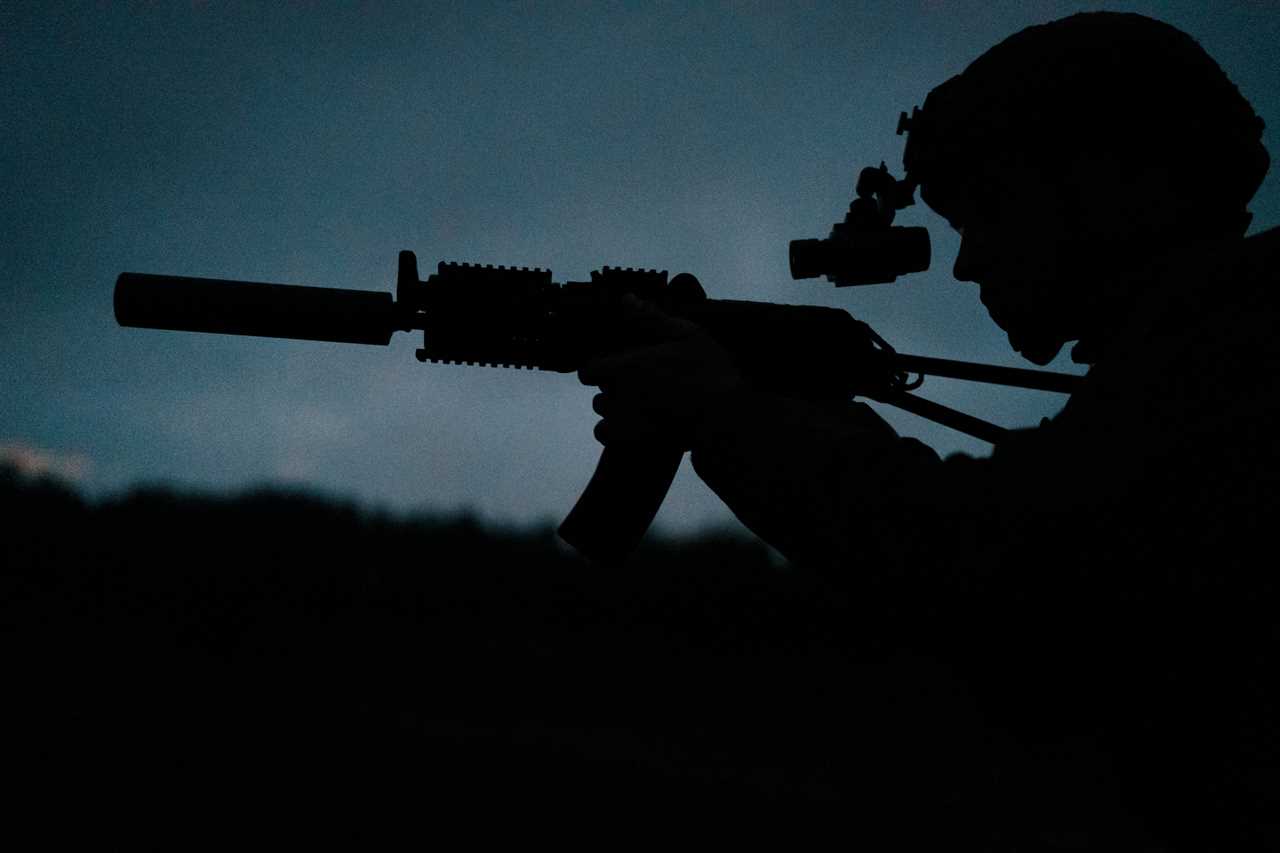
3 1 1277 535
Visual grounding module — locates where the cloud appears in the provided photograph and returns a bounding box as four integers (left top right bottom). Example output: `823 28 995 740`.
0 440 93 483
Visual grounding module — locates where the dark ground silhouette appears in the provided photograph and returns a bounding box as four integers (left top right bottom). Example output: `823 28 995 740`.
5 464 1003 839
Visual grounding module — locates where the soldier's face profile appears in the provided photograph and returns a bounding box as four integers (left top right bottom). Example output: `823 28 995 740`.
946 156 1085 364
943 142 1204 365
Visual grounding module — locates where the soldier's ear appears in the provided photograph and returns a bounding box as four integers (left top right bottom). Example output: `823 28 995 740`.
1050 151 1161 238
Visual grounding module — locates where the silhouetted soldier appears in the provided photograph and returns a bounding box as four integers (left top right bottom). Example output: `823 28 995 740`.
581 12 1276 849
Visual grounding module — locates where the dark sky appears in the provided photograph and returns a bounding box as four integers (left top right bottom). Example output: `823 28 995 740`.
3 1 1277 534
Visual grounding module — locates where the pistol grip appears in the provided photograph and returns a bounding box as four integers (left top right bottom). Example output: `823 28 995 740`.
558 446 684 565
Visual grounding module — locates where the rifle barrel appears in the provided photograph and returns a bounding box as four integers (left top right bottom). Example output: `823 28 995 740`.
114 273 398 346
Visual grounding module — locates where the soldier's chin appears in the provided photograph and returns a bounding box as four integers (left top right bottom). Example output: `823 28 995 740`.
1009 331 1062 365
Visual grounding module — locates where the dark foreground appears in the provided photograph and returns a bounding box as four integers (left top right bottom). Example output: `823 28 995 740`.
0 467 1205 844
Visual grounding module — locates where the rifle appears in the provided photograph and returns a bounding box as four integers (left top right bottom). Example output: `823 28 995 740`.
115 249 1081 564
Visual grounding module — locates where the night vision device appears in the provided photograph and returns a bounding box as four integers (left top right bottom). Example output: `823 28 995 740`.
789 107 934 287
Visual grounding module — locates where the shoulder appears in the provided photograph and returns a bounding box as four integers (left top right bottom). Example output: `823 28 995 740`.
1063 227 1280 436
1143 225 1280 335
961 231 1280 515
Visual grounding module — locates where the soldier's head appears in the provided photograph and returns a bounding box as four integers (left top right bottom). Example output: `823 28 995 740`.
905 12 1269 363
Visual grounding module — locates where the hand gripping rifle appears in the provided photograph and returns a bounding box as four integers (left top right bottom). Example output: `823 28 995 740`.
115 247 1080 564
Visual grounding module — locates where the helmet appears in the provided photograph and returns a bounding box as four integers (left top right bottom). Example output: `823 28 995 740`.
900 12 1269 237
